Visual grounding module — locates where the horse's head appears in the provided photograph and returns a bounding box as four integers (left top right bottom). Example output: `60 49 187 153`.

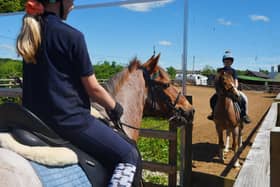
215 71 240 98
141 54 194 123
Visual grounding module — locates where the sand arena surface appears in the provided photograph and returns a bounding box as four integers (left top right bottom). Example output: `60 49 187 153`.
182 85 276 179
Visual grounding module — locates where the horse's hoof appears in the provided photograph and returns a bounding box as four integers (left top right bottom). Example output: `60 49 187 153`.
224 148 229 153
234 162 241 168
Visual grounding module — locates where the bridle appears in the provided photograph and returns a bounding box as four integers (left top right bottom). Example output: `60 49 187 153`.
141 67 181 114
217 74 239 99
113 67 186 134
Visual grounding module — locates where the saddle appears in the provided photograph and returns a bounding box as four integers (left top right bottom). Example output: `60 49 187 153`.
0 103 109 187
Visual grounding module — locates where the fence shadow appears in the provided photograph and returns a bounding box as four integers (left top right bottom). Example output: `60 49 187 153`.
192 142 220 163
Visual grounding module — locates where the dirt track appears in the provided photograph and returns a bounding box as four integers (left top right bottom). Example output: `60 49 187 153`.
184 85 276 179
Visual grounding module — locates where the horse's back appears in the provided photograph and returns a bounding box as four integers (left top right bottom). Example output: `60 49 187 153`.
0 148 42 187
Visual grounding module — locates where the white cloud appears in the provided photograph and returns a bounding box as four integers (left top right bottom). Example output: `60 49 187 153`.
249 15 270 22
0 44 15 52
121 0 174 12
158 40 172 46
217 18 233 26
0 44 19 59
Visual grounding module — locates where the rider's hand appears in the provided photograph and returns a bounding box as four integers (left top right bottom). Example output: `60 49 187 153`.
107 102 123 122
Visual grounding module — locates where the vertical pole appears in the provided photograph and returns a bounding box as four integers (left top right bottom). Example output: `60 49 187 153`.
192 56 195 74
182 0 189 95
169 122 177 187
180 96 193 187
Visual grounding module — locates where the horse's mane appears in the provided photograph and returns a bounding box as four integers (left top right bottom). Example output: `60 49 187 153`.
104 56 170 96
105 58 141 97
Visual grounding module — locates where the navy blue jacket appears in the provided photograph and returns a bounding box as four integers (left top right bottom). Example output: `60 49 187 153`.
218 66 238 80
23 13 94 130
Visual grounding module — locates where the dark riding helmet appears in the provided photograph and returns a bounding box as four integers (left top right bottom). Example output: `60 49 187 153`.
37 0 65 19
222 50 234 63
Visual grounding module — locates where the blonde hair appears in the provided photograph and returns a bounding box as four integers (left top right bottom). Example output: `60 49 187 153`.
16 15 42 64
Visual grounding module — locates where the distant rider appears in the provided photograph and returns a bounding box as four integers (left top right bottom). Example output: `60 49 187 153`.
207 51 251 123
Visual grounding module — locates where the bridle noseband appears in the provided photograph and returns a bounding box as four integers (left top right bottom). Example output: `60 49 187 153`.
141 67 181 114
113 67 186 135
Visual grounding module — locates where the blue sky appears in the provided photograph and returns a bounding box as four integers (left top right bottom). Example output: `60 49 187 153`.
0 0 279 71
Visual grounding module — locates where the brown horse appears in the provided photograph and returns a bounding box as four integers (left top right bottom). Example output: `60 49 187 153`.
101 54 194 141
213 71 243 167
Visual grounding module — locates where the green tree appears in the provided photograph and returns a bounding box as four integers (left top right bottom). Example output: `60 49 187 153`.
0 0 24 13
93 61 123 79
0 58 22 78
166 66 176 79
201 65 216 76
236 70 247 76
259 69 269 75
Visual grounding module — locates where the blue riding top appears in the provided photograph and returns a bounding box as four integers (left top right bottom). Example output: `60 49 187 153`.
22 12 94 131
218 66 238 80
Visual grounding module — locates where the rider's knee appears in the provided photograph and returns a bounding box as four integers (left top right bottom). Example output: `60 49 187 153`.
122 145 140 166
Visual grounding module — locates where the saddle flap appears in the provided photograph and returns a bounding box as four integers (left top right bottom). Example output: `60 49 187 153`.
0 103 67 146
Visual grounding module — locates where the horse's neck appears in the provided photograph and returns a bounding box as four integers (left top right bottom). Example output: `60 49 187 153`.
111 70 147 140
217 94 231 108
216 95 239 124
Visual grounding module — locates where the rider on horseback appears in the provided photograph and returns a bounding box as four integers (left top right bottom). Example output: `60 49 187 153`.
17 0 141 186
207 50 251 123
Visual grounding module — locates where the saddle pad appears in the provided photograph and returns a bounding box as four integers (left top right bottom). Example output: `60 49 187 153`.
30 161 91 187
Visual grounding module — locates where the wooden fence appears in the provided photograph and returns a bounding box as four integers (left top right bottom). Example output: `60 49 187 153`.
139 96 193 187
0 78 21 88
234 93 280 187
240 83 280 93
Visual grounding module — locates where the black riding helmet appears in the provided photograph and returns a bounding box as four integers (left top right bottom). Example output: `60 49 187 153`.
38 0 64 19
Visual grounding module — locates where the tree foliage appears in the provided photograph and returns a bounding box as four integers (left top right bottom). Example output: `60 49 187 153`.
0 0 25 13
201 65 216 76
236 69 247 76
0 58 22 78
93 61 124 79
259 69 269 75
166 66 176 79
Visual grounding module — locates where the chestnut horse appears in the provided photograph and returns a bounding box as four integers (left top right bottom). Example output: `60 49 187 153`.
0 54 194 186
213 71 243 167
102 54 194 141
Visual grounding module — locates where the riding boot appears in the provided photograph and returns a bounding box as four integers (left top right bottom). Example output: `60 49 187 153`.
207 113 214 120
108 163 136 187
239 96 251 124
243 115 251 124
207 94 217 121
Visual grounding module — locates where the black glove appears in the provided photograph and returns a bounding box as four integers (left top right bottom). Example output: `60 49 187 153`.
107 102 123 122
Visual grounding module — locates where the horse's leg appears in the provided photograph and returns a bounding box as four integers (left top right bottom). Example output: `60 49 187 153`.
239 122 244 147
216 126 225 163
224 129 230 153
232 126 241 168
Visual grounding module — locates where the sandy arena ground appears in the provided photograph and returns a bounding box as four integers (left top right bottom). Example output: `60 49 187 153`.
184 85 277 179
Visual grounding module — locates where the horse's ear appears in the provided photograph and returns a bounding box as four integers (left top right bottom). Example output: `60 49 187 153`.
143 53 160 74
143 54 155 67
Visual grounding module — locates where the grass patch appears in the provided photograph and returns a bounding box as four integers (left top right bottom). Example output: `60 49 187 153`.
137 116 182 185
